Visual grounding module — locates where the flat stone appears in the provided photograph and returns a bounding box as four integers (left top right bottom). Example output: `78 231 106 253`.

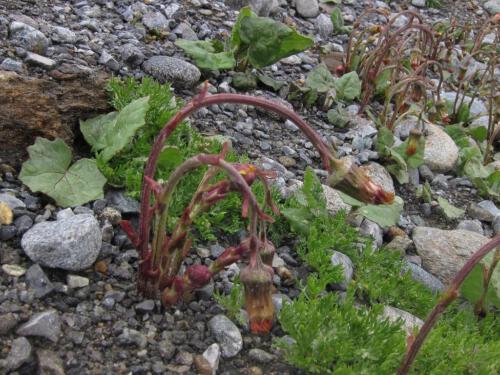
9 21 48 54
2 264 26 277
142 12 169 31
143 56 200 88
0 192 26 210
412 227 490 284
16 310 61 342
402 260 445 293
25 52 56 69
21 214 102 271
295 0 320 18
0 313 19 335
117 328 147 348
37 349 65 375
468 201 499 222
248 348 274 363
386 234 413 255
330 251 354 291
382 306 424 335
120 43 145 67
25 264 54 298
411 0 426 7
208 315 242 358
456 219 483 235
0 57 24 72
51 25 77 44
67 274 90 289
99 50 120 72
360 219 383 248
4 337 32 371
105 190 140 214
322 184 352 215
135 300 155 313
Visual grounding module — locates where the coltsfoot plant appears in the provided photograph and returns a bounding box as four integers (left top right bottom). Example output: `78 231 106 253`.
120 82 394 334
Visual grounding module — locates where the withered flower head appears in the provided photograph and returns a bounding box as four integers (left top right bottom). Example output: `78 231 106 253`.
240 261 274 335
161 276 184 307
232 163 258 185
328 157 394 205
259 239 276 267
406 129 422 156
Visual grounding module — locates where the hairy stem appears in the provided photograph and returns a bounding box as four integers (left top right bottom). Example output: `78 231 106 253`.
138 89 334 260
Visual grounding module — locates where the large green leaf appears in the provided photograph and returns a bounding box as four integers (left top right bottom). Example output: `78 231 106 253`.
387 149 409 185
230 6 255 52
359 196 404 228
19 138 106 207
327 105 350 128
238 14 313 68
338 192 404 228
281 207 314 235
305 64 336 93
437 196 465 219
393 135 425 169
330 8 344 33
461 251 500 309
80 111 118 151
375 127 395 156
175 39 236 70
334 71 361 101
257 73 286 91
80 96 150 162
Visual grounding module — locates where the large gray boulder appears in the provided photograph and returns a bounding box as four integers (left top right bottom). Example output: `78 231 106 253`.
21 214 101 271
412 227 490 284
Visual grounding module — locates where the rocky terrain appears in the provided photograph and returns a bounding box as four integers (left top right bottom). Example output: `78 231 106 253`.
0 1 499 374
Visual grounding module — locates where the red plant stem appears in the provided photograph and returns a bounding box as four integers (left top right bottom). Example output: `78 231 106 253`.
397 235 500 375
138 91 334 259
151 155 263 280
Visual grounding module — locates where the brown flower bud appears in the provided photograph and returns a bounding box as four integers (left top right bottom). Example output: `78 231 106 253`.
240 262 274 335
328 158 395 205
260 239 275 267
406 129 422 156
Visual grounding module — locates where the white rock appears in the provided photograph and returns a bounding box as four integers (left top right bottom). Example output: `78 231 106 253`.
202 343 221 375
67 275 90 289
411 0 426 7
295 0 319 18
208 315 242 358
